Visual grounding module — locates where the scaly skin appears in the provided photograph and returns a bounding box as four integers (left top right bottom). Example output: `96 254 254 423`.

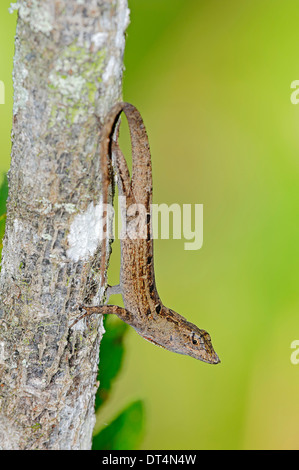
72 102 220 365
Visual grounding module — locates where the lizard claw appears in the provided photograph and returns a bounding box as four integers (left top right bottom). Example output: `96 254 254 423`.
70 305 87 328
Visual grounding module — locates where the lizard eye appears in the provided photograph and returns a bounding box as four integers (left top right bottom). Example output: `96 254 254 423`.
191 332 198 345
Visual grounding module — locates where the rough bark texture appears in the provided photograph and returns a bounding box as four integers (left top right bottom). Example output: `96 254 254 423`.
0 0 129 450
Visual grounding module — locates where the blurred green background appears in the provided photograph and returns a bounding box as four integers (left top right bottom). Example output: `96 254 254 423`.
1 0 299 450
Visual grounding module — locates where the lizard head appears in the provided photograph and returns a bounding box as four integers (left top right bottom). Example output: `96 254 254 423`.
143 308 220 364
165 311 220 364
186 327 220 364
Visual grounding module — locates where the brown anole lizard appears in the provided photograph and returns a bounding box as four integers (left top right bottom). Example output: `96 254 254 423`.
72 102 220 364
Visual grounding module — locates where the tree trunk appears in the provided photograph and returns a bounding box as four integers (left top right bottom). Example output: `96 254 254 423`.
0 0 129 450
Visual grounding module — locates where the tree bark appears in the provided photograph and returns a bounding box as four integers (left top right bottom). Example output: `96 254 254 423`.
0 0 129 450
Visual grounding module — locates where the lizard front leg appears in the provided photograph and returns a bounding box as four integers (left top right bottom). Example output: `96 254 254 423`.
70 304 142 330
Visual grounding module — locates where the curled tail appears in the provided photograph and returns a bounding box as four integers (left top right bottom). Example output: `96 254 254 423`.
99 102 152 284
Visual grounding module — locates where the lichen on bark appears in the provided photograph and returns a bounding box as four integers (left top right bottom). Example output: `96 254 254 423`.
0 0 129 450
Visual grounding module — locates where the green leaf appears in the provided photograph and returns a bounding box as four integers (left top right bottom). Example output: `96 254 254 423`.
92 400 145 450
0 173 8 216
95 315 128 411
0 214 6 253
0 174 8 256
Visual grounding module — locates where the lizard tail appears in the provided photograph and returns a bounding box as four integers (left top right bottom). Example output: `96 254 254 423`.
99 102 152 285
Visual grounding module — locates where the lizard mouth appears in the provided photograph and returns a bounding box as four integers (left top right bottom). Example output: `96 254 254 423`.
204 350 221 364
143 333 221 364
187 345 220 364
200 344 221 365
